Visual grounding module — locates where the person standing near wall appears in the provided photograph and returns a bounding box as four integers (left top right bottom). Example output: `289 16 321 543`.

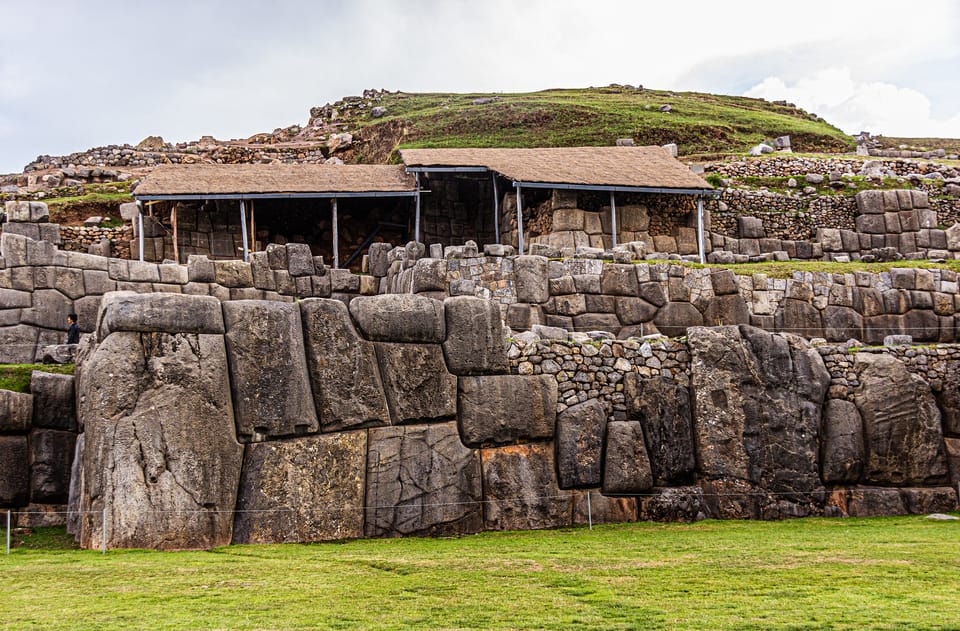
66 313 80 344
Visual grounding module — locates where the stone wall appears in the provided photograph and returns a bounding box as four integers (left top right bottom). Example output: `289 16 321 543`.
0 371 78 526
60 295 960 549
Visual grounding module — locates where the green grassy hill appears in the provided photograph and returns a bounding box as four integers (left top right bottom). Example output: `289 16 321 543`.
346 86 854 162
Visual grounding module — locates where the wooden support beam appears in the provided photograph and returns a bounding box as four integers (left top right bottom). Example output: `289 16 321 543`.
332 197 339 269
609 191 618 249
516 186 524 254
239 200 249 262
171 204 179 264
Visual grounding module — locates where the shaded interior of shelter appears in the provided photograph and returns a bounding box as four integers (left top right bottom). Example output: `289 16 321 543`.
137 174 704 268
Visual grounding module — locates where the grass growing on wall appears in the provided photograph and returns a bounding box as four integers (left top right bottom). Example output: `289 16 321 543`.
0 364 74 393
1 516 958 629
685 258 960 279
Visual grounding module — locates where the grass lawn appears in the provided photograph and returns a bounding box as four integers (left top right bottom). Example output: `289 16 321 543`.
0 363 74 393
2 516 958 629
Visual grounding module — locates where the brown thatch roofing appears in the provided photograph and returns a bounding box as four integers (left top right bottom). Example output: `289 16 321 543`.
134 163 416 196
400 146 712 190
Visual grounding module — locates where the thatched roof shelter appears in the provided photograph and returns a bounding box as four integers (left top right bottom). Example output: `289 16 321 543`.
134 163 416 199
400 146 713 192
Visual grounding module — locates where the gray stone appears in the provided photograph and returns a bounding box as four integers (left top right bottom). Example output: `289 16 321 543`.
409 259 445 293
0 436 29 506
0 390 32 433
19 288 72 330
0 287 32 309
223 301 318 442
375 342 457 424
703 294 750 326
0 324 40 363
820 399 864 483
556 399 606 489
738 216 765 239
187 255 215 283
515 256 549 303
481 442 574 531
600 264 640 296
368 242 391 277
639 486 709 522
232 432 366 544
442 296 508 375
778 299 822 338
638 281 667 307
615 297 657 324
458 374 557 446
602 421 653 493
365 423 483 537
29 429 76 503
99 291 224 338
689 326 828 511
213 260 253 288
350 294 445 343
300 298 390 431
823 306 863 342
30 371 76 431
78 331 242 550
654 302 703 338
624 375 695 485
285 243 315 276
852 353 949 486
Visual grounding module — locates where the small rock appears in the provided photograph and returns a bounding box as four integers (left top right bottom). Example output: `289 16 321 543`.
926 513 959 521
658 104 672 113
370 106 387 118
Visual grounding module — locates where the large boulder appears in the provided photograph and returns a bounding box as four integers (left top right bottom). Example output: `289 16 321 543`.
457 374 557 446
514 256 549 304
30 371 76 431
232 431 366 544
223 301 318 442
555 399 606 488
300 299 390 431
78 331 242 550
820 399 864 483
639 486 709 522
442 296 508 375
29 429 76 503
623 375 695 485
365 423 482 537
349 294 445 343
0 390 33 433
0 324 40 363
602 421 653 494
481 443 574 531
374 343 457 423
654 302 703 338
852 352 949 485
98 291 224 338
689 326 828 511
0 436 29 506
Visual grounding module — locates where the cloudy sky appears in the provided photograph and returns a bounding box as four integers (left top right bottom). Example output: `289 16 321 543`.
1 0 958 174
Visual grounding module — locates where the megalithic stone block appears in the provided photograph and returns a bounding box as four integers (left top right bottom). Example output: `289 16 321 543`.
458 374 557 447
223 300 319 442
374 342 457 424
442 296 508 375
300 298 390 431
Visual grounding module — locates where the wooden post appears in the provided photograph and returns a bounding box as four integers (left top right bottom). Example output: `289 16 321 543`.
250 200 256 253
171 203 179 264
136 201 144 262
239 200 249 262
414 172 421 244
609 191 618 249
516 186 524 254
696 195 706 264
492 173 500 245
332 197 339 269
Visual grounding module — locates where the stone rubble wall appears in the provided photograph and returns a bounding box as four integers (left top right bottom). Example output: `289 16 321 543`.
706 156 959 179
60 294 960 549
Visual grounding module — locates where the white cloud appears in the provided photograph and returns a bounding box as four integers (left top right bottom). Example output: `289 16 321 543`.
745 68 960 138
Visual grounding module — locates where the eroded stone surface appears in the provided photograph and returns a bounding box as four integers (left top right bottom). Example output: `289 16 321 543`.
556 399 606 489
233 432 366 544
481 443 574 531
300 298 390 431
375 343 457 424
365 423 482 537
78 331 242 550
458 374 556 446
223 301 318 441
624 375 695 485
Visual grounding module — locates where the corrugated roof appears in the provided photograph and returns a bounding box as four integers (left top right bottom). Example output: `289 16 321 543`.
134 163 416 196
400 146 712 191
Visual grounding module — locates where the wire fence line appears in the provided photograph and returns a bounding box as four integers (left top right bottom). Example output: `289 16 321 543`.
4 484 957 554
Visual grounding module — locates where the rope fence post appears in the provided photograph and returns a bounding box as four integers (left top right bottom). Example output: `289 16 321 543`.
101 508 107 555
6 510 10 555
587 491 593 531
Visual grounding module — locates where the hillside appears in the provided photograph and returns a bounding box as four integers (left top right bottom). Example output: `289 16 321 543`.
326 86 855 162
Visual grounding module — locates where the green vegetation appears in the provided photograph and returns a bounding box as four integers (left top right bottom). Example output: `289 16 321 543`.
729 175 916 197
0 364 74 393
1 517 957 629
880 137 960 155
42 182 134 209
356 87 853 159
